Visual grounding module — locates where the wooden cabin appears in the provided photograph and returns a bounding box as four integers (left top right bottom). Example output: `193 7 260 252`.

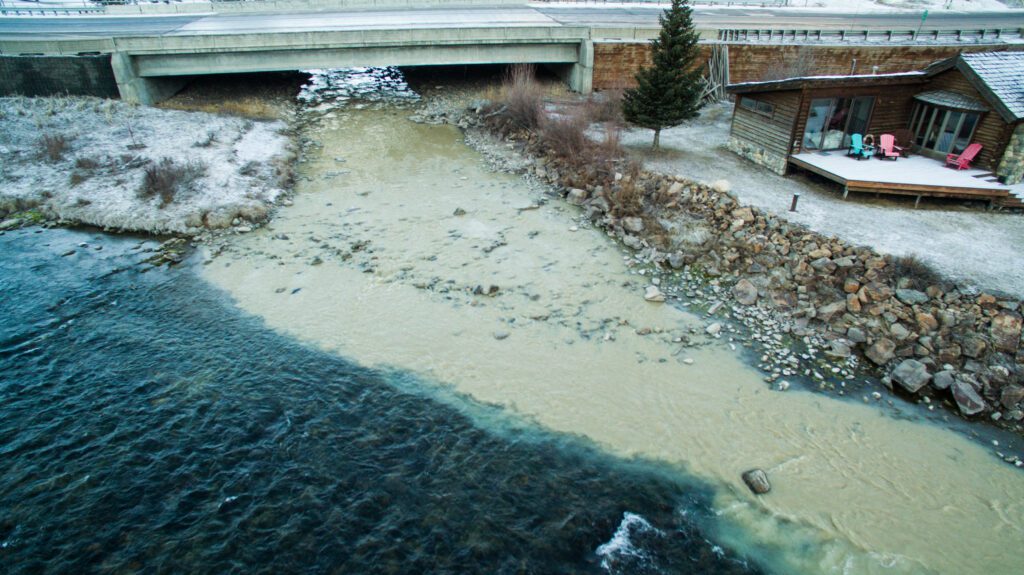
725 51 1024 186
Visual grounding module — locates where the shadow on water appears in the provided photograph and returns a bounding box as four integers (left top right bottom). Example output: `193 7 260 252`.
0 228 761 574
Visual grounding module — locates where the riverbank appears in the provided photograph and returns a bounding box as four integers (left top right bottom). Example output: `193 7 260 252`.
202 70 1024 574
0 96 295 236
435 83 1024 443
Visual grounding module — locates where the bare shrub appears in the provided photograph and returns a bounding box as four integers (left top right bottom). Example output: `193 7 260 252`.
239 160 261 177
74 156 99 170
500 64 545 131
540 111 590 168
69 172 89 186
194 130 217 148
584 89 624 125
608 161 646 218
138 158 207 208
892 255 941 289
39 134 69 162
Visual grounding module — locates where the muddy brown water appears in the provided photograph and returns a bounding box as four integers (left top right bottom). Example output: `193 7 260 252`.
203 106 1024 574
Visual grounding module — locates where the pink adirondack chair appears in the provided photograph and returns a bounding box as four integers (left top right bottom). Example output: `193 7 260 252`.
947 143 982 170
877 134 901 160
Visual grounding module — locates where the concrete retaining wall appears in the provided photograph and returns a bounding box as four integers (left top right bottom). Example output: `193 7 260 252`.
0 54 119 98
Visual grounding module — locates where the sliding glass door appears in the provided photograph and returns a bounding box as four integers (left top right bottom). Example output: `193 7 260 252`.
801 96 876 151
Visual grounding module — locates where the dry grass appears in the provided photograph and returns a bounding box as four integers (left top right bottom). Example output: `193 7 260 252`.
138 157 207 208
892 255 942 290
39 134 69 162
165 97 285 121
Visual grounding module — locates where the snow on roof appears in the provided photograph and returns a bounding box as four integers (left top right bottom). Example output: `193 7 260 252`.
728 71 925 92
959 52 1024 122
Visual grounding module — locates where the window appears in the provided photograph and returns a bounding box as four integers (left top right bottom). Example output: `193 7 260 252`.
740 97 774 117
910 103 980 155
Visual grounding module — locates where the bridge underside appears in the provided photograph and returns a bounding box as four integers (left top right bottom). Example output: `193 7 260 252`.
113 41 592 104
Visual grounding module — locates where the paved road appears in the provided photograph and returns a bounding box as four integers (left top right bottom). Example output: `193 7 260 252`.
0 6 1021 40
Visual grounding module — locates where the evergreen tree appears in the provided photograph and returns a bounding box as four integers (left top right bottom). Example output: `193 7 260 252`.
622 0 705 150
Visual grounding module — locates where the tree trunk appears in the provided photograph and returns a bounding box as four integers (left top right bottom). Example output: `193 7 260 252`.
652 128 661 150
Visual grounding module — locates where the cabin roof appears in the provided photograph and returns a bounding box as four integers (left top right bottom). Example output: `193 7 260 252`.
726 71 926 94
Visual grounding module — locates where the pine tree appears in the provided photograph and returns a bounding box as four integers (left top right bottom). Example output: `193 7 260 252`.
622 0 705 150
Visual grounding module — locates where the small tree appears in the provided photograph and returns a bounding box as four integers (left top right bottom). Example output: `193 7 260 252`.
622 0 705 150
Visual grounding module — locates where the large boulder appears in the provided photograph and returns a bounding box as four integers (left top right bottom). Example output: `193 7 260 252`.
741 469 771 494
733 279 758 305
932 370 955 391
865 338 896 365
895 289 929 305
817 300 847 323
951 381 987 416
891 359 931 393
990 312 1022 353
622 217 645 233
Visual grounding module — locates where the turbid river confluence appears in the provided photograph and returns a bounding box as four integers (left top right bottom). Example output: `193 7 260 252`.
2 70 1022 574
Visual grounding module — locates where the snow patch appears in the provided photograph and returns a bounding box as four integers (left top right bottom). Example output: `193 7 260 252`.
0 96 293 235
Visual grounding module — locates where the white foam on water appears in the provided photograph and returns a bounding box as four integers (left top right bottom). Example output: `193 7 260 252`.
595 512 660 571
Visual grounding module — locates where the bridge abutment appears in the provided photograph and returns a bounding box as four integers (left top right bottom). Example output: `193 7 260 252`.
111 52 187 105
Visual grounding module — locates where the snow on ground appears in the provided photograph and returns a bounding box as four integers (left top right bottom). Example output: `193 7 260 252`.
621 100 1024 298
533 0 1020 12
0 96 293 235
4 0 1020 11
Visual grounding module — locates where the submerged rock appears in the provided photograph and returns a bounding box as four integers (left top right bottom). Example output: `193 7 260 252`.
741 469 771 494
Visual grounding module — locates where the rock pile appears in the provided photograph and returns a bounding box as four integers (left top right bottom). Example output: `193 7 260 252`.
458 104 1024 434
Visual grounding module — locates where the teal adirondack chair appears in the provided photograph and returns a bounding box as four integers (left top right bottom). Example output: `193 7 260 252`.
848 134 873 160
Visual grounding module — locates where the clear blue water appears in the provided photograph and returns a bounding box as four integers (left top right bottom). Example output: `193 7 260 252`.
0 228 761 574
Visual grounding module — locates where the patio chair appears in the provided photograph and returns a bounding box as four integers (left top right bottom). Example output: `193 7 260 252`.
946 143 982 170
878 134 901 160
847 133 873 160
892 128 914 157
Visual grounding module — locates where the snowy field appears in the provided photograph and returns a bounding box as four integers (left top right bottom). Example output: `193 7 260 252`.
622 100 1024 298
0 97 293 235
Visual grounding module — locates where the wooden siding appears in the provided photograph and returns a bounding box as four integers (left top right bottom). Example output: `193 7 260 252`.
730 90 801 158
791 85 919 155
925 68 1012 170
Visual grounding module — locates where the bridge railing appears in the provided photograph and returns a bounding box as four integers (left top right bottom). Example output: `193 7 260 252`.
717 27 1024 44
532 0 790 5
0 5 105 16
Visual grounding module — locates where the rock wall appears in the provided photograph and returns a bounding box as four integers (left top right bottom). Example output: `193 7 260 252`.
996 123 1024 185
0 55 119 99
468 108 1024 433
727 136 789 175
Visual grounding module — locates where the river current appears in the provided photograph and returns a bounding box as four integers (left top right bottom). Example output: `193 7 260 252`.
0 228 754 573
2 69 1023 574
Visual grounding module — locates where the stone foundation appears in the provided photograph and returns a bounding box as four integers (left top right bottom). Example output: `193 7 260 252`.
728 136 788 175
996 124 1024 185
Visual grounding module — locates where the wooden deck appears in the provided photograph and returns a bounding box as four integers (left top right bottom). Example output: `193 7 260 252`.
789 152 1016 207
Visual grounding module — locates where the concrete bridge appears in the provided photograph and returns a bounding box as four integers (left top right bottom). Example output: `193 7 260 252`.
2 1 1023 104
